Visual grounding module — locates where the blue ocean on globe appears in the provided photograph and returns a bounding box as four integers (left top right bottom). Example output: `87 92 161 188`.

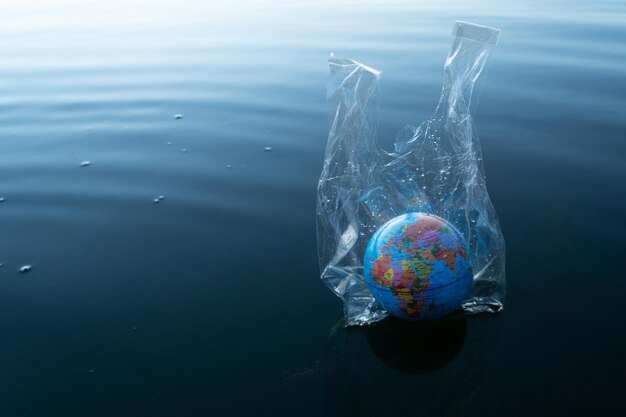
364 213 473 320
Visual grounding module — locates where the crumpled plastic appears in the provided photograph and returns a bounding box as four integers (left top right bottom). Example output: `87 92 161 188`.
316 21 505 326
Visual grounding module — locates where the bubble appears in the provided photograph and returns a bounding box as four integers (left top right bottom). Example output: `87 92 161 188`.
181 148 187 153
0 197 5 202
264 146 273 152
80 161 91 167
153 198 160 204
167 142 172 146
226 164 232 169
173 114 183 119
19 265 32 273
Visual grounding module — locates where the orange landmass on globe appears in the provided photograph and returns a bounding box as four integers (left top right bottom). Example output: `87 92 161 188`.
371 253 393 287
403 220 440 246
434 247 459 273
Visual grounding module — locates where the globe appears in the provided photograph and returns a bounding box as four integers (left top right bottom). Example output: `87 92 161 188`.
364 213 472 320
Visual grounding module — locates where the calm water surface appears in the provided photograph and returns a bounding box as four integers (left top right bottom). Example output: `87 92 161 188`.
1 1 625 416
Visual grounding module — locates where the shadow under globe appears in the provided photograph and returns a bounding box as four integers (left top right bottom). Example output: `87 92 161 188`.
320 315 500 417
365 317 467 374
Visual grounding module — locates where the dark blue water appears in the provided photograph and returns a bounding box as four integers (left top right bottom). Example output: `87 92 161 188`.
1 1 625 416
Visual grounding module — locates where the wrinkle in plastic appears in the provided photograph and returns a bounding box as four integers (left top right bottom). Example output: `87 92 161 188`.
316 21 506 326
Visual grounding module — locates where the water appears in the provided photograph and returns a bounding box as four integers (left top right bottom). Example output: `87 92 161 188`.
1 1 625 416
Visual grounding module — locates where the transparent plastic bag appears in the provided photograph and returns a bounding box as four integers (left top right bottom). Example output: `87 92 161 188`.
316 21 505 326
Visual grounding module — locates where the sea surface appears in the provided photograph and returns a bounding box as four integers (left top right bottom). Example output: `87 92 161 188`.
1 1 625 416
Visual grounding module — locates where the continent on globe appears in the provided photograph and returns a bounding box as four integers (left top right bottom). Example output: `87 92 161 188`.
363 212 472 320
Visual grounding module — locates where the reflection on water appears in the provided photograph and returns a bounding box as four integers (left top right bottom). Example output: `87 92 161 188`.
321 316 500 417
366 317 468 374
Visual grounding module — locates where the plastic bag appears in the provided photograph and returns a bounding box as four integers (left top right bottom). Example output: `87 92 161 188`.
316 21 505 326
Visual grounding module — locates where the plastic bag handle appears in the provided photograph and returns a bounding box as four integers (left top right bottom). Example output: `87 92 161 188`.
439 21 501 119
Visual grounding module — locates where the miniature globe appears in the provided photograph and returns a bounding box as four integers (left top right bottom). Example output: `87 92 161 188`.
364 213 472 320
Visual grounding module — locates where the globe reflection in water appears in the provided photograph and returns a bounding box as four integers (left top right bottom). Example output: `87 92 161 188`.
366 317 467 374
321 316 500 417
